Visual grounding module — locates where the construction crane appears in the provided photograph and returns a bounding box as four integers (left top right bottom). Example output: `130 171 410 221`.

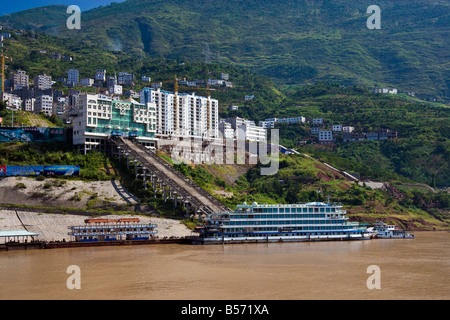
1 49 5 98
174 74 178 132
1 48 12 101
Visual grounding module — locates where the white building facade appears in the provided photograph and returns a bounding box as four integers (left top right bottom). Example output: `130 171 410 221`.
318 130 333 144
73 93 157 153
34 74 52 91
34 95 53 116
140 88 219 140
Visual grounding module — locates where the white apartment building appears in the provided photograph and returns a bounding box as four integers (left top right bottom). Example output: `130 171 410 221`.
276 116 305 124
2 92 22 110
34 74 52 91
342 126 355 133
95 69 106 82
263 116 305 126
109 84 123 96
311 127 320 135
226 117 256 129
318 130 333 144
207 79 225 86
312 118 323 125
80 78 94 87
67 69 79 86
218 121 235 140
140 88 219 140
332 124 342 132
11 70 29 90
23 98 36 112
34 94 53 116
118 72 134 86
237 123 266 142
73 93 157 153
259 120 275 128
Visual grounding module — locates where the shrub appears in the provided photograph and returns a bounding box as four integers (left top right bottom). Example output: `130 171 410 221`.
14 182 27 189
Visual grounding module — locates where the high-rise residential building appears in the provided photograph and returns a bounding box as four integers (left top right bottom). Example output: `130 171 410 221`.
140 87 219 140
67 69 79 86
34 74 52 91
72 93 157 153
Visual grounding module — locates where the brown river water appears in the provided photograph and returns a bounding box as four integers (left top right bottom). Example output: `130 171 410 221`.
0 231 448 300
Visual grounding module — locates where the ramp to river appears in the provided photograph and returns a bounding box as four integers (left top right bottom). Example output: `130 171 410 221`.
110 137 230 215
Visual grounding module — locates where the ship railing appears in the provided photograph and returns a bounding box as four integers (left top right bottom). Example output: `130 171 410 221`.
69 223 158 230
69 230 158 236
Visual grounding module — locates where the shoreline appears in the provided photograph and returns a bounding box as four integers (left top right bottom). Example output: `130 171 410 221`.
0 237 193 251
2 231 440 252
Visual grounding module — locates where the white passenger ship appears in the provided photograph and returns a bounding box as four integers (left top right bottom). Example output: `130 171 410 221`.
367 222 415 239
196 202 372 244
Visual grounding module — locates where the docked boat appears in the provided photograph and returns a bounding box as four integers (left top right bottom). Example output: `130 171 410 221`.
194 201 373 244
68 218 158 242
367 222 414 239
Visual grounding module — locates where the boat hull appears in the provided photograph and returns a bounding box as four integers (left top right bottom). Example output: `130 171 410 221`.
193 233 372 245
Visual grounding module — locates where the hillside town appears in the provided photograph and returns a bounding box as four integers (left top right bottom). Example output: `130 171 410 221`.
1 66 399 151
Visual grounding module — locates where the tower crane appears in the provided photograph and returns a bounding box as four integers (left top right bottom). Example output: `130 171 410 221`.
1 46 12 101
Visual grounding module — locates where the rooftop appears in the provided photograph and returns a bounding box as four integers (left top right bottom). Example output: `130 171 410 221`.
0 230 39 237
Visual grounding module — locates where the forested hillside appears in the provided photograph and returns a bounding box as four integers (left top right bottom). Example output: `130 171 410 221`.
1 0 449 100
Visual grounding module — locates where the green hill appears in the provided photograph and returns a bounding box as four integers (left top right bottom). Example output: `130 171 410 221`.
1 29 448 188
1 0 449 101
